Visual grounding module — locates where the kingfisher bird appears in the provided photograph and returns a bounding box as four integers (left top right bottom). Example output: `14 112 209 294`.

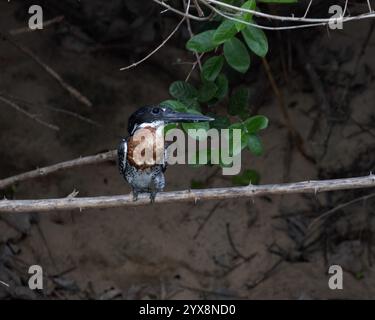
118 105 213 202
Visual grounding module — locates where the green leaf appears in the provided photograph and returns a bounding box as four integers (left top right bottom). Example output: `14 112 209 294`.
183 122 210 140
228 122 247 156
163 123 177 136
244 115 269 133
223 37 250 73
186 30 217 53
198 81 218 103
229 87 249 119
181 98 201 112
241 25 268 57
232 169 260 186
355 271 365 280
213 19 238 44
189 148 212 167
191 179 206 189
162 100 209 140
161 98 199 113
215 74 229 100
181 109 210 140
235 0 256 31
202 56 224 81
161 99 187 112
247 134 264 156
169 81 198 100
210 115 231 129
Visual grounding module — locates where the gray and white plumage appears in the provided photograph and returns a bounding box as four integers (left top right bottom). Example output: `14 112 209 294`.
118 105 213 202
118 137 165 201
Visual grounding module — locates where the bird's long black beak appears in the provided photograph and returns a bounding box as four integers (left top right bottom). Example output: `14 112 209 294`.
162 110 214 123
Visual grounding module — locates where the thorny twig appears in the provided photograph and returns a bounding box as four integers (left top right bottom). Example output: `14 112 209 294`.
1 175 375 212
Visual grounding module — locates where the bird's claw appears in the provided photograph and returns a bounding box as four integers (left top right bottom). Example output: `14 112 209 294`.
132 191 139 202
150 192 156 204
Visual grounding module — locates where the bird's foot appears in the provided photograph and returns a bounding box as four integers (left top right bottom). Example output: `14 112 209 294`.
132 190 139 202
150 191 157 204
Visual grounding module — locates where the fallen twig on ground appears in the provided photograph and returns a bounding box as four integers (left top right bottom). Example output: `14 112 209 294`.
303 192 375 247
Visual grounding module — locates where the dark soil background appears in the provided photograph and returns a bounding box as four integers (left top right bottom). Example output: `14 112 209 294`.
0 0 375 299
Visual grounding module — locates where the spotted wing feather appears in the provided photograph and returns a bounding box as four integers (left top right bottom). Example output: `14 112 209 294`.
118 138 128 175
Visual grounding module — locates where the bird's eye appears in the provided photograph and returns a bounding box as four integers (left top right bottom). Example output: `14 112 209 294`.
152 107 160 114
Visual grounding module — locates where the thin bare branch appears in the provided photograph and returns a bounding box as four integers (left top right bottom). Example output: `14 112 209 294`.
1 175 375 213
303 0 313 18
0 32 93 108
9 16 64 35
196 0 375 31
153 0 209 21
304 192 375 242
185 53 204 81
203 0 375 24
0 95 59 131
1 93 101 128
200 1 327 31
0 150 117 190
120 17 186 71
193 0 205 17
368 0 373 13
156 0 375 31
183 0 203 72
343 0 349 17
